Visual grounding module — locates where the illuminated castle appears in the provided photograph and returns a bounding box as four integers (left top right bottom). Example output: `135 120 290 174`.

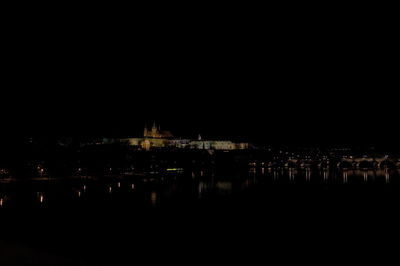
143 122 173 138
117 122 250 151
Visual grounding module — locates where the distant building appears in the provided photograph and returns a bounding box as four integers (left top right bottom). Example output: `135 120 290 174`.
117 122 250 151
143 122 173 138
188 140 249 150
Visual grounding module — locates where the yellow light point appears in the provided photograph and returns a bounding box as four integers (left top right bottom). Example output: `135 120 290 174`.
166 168 183 172
118 182 121 188
109 186 112 193
0 198 3 207
131 184 135 189
151 191 157 206
40 195 44 203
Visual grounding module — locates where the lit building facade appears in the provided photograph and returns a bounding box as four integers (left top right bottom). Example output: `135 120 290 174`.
143 122 173 138
118 123 250 151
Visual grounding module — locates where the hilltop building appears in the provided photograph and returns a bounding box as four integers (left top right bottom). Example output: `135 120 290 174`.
117 123 250 151
143 122 173 138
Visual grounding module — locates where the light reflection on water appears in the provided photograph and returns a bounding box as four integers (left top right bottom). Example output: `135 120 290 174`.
305 168 311 181
0 168 399 209
343 171 348 183
38 193 44 203
150 191 157 206
264 168 399 185
323 169 329 181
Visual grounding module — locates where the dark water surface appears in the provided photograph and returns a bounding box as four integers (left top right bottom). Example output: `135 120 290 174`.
1 168 400 265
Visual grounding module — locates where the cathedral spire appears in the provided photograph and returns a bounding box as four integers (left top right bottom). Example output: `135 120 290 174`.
151 121 157 138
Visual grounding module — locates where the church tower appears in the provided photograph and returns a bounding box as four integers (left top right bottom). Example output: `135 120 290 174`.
151 121 158 138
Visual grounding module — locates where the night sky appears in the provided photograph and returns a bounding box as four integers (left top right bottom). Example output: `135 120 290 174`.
2 11 398 148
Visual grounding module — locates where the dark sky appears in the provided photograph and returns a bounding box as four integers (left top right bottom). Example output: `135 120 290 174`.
1 10 398 147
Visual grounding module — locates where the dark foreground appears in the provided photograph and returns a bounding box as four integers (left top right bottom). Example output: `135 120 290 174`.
1 168 400 265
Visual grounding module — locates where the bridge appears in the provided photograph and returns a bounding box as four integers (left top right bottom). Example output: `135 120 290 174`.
337 156 399 169
253 155 400 169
